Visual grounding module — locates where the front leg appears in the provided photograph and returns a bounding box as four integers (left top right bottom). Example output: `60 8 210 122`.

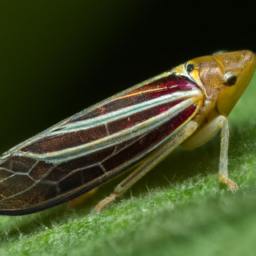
218 116 238 190
182 115 238 191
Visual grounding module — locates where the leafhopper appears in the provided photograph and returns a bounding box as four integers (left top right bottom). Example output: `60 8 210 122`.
0 50 255 215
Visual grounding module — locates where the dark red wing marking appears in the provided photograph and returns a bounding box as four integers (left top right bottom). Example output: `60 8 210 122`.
70 75 197 122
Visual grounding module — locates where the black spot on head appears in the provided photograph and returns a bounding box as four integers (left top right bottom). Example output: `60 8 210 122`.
186 64 194 73
223 72 237 86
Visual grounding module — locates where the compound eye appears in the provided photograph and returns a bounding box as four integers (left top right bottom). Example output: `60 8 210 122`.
186 63 194 73
223 72 237 86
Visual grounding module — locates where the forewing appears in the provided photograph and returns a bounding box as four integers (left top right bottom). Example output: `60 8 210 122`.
0 73 203 214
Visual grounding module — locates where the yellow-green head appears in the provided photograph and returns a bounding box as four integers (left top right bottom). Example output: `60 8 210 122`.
187 50 256 116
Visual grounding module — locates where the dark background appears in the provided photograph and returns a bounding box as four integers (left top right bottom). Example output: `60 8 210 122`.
0 1 254 152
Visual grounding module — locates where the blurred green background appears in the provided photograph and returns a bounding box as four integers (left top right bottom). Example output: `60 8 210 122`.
0 1 256 255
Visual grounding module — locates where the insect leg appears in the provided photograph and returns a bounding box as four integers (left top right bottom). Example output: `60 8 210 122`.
218 116 238 190
182 115 238 191
94 121 198 212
